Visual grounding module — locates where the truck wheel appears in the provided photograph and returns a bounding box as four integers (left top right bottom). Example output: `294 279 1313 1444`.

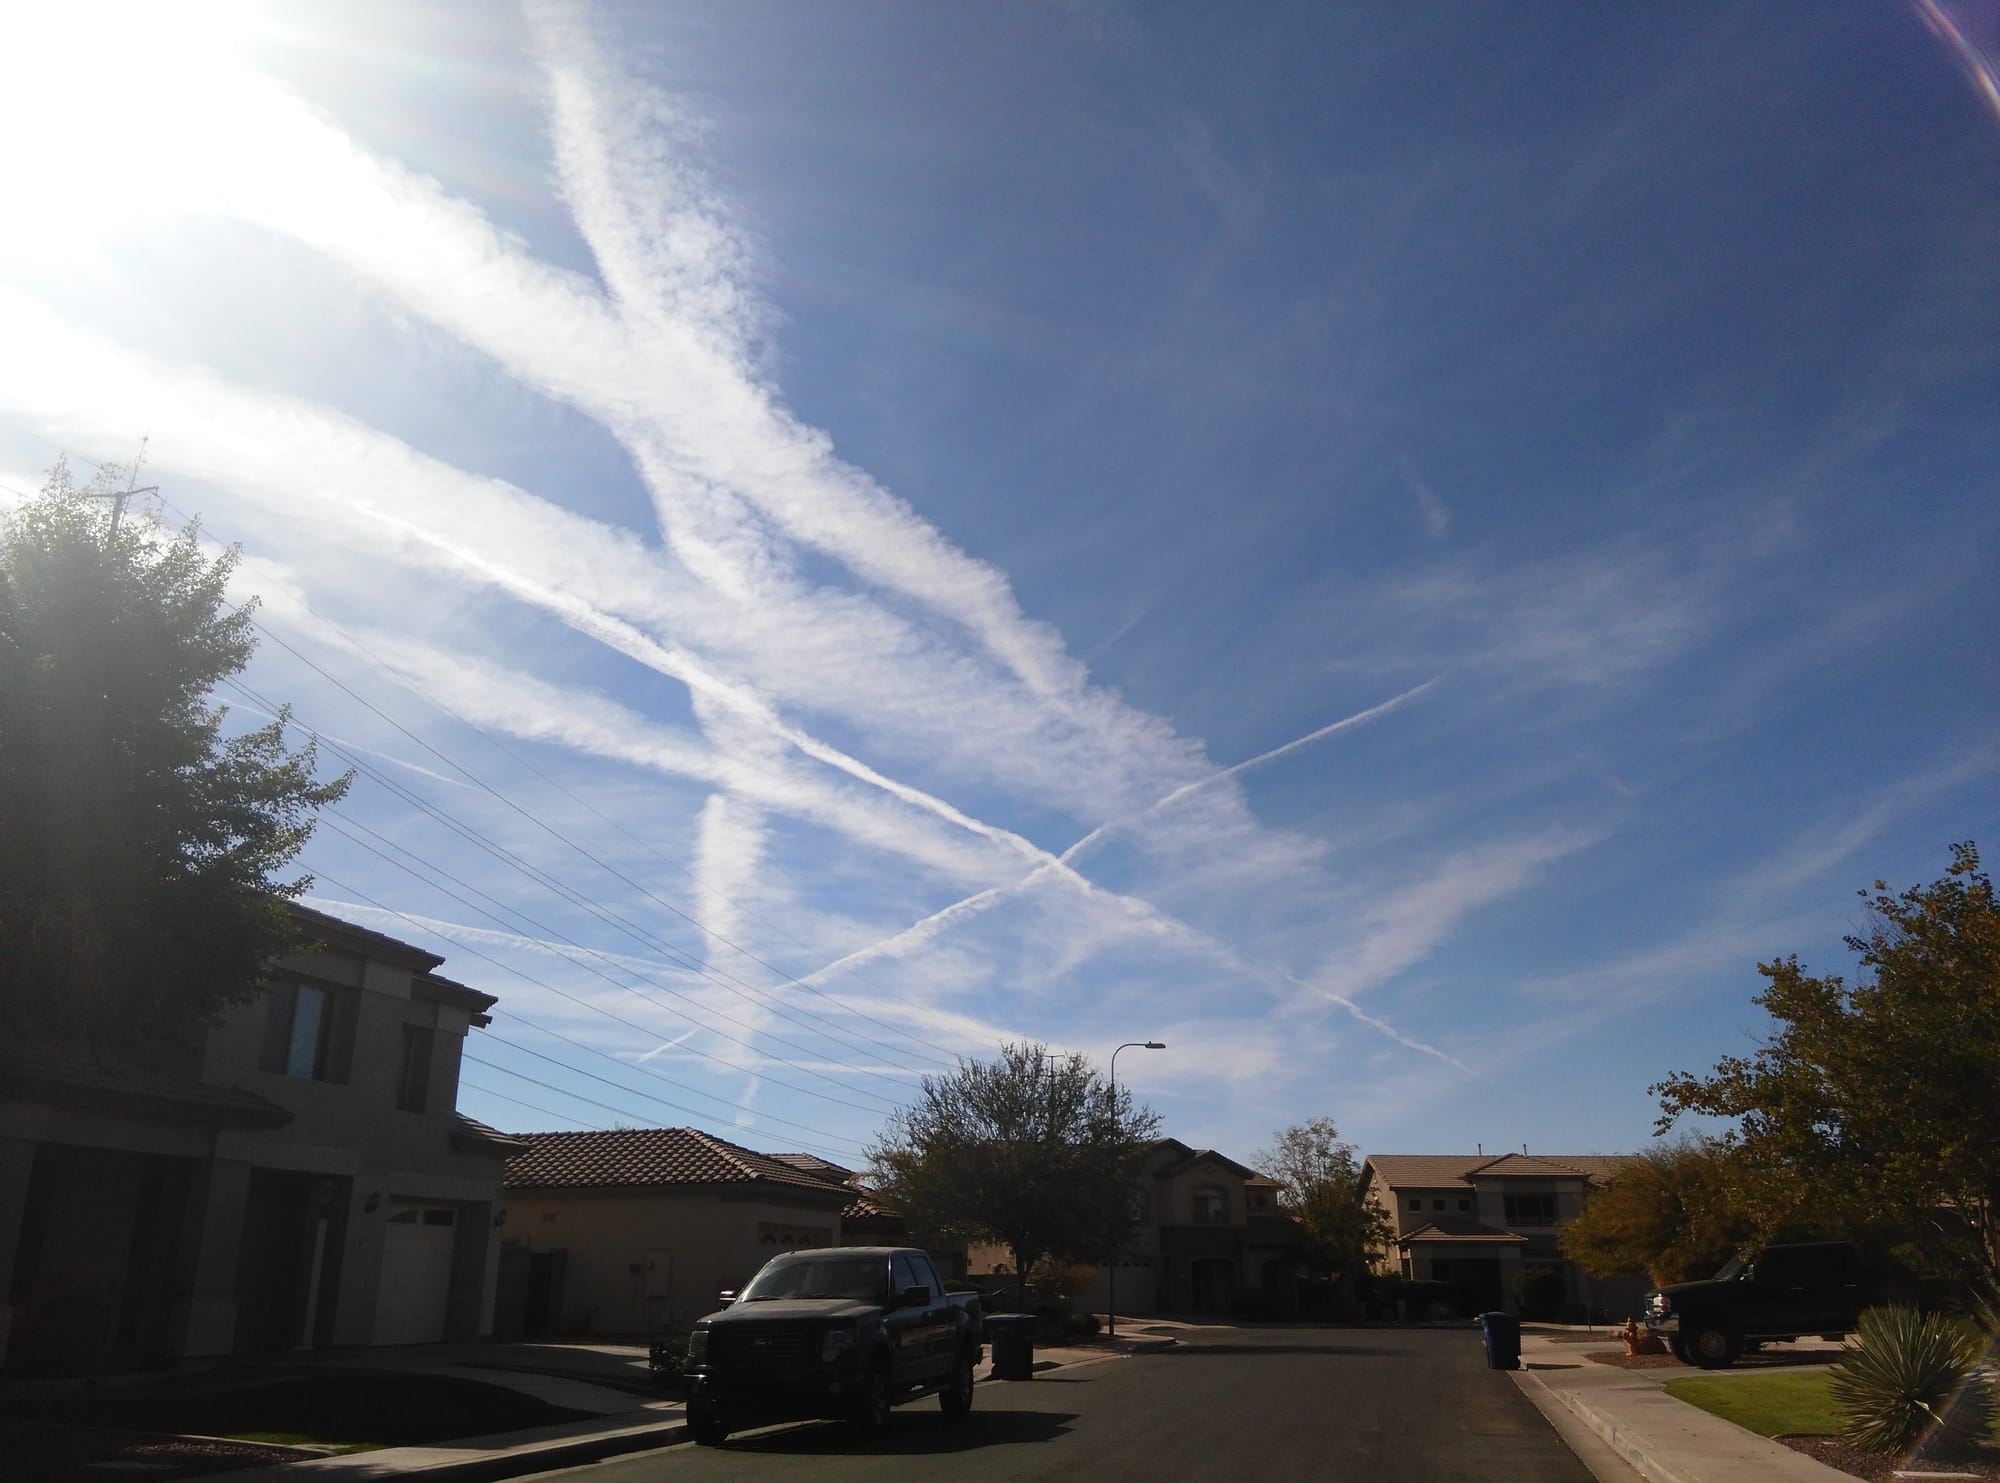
687 1399 729 1446
1687 1323 1741 1370
940 1348 976 1420
850 1359 892 1439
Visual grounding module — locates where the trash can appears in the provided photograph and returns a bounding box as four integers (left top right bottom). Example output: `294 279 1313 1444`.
987 1313 1036 1380
1480 1311 1520 1370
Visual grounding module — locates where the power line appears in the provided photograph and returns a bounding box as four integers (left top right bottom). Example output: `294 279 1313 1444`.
8 436 967 1071
296 809 898 1117
9 441 960 1071
192 521 956 1069
308 866 876 1155
225 670 913 1107
456 1077 602 1131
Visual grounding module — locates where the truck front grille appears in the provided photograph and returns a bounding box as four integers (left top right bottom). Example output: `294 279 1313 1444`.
709 1321 815 1378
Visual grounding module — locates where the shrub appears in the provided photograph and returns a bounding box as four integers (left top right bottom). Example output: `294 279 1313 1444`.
1063 1311 1101 1337
1829 1305 1994 1457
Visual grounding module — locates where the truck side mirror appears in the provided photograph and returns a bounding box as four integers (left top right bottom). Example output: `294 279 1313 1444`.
717 1290 737 1307
899 1286 929 1309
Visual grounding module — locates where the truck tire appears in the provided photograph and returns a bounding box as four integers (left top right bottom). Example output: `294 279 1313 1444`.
1687 1322 1741 1370
687 1399 729 1446
850 1358 892 1439
940 1347 976 1420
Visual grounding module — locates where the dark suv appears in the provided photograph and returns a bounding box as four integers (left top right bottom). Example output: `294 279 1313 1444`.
1643 1241 1872 1368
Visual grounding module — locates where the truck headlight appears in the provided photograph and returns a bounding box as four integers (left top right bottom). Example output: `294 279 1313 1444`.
821 1327 856 1363
687 1327 709 1365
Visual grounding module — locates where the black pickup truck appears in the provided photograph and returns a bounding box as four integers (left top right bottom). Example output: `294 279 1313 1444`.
683 1245 983 1445
1643 1241 1873 1368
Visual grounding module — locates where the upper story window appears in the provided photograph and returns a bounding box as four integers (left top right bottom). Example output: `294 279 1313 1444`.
259 980 352 1082
1458 1198 1472 1213
1503 1192 1558 1226
1408 1197 1423 1211
1432 1198 1446 1211
1191 1185 1228 1225
397 1024 435 1112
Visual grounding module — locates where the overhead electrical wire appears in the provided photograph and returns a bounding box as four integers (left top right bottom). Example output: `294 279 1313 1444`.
304 871 876 1159
13 450 962 1069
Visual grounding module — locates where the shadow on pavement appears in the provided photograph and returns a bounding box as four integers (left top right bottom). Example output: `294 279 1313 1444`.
1161 1342 1407 1359
719 1408 1076 1455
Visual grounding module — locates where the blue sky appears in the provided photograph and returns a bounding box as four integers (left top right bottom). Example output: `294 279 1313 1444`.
0 1 1994 1170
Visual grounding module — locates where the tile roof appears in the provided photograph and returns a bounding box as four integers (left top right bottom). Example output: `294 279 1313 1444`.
1364 1153 1635 1190
1398 1216 1530 1246
452 1113 529 1154
841 1186 901 1221
768 1152 857 1184
504 1127 849 1194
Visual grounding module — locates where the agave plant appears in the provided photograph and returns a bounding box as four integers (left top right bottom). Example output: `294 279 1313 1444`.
1829 1305 1994 1457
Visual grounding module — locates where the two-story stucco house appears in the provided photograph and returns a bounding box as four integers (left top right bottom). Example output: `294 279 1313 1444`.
1058 1137 1300 1318
0 906 521 1374
1360 1151 1647 1318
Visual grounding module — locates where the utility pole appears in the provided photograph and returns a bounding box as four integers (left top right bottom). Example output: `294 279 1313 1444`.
83 437 158 537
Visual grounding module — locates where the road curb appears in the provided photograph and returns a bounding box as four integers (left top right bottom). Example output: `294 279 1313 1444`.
1516 1366 1697 1483
224 1417 690 1483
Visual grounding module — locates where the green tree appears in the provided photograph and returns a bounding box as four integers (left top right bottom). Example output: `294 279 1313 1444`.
1652 844 2000 1298
1256 1117 1393 1293
1558 1138 1766 1285
0 462 349 1052
867 1040 1161 1278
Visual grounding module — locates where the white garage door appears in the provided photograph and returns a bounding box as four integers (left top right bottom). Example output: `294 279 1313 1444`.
375 1205 458 1345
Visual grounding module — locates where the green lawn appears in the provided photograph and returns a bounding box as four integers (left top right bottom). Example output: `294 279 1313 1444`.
3 1372 590 1452
1663 1371 1843 1437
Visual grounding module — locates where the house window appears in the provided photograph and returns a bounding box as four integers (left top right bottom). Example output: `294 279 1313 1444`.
1192 1185 1227 1224
1408 1197 1422 1212
1458 1199 1471 1213
397 1025 435 1112
1432 1198 1446 1211
260 981 347 1081
1504 1193 1558 1226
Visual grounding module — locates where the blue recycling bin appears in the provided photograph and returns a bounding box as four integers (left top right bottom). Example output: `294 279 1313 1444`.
987 1313 1036 1380
1480 1311 1520 1370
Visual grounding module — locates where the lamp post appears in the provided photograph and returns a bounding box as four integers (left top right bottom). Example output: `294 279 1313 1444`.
1106 1040 1165 1339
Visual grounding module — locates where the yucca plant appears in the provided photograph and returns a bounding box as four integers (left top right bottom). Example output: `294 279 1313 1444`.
1829 1305 1994 1457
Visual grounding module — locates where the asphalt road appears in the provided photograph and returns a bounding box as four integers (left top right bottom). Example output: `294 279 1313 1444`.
542 1324 1599 1483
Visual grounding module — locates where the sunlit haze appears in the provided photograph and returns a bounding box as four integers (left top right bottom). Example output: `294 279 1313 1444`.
1 0 1993 1167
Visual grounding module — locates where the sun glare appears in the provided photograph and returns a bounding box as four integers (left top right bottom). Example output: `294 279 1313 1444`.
0 0 260 228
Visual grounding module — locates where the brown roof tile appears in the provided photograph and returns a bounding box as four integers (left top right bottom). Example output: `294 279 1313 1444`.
503 1127 847 1193
1364 1153 1635 1190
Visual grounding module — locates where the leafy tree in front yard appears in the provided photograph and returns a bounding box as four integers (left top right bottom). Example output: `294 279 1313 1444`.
1652 844 2000 1299
867 1040 1161 1278
0 462 349 1052
1559 1137 1769 1285
1257 1116 1393 1292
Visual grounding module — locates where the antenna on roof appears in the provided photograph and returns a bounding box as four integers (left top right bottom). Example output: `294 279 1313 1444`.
1477 1143 1482 1155
1523 1144 1528 1155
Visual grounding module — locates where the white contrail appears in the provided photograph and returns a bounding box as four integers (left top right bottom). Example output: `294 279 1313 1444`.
799 680 1442 991
1057 673 1444 866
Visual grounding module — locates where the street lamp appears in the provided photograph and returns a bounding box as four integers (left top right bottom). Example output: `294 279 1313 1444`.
1107 1040 1165 1339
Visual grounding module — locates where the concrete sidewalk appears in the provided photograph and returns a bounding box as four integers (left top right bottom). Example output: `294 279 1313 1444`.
218 1325 1174 1481
1511 1327 1852 1483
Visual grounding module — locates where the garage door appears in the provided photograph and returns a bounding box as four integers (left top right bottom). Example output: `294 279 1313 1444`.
375 1205 458 1345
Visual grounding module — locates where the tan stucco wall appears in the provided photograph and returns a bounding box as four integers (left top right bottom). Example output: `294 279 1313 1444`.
504 1186 846 1336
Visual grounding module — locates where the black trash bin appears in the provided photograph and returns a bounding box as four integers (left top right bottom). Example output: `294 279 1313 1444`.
987 1313 1036 1380
1480 1311 1521 1370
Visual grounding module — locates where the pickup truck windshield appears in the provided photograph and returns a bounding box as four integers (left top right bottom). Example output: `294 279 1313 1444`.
740 1256 887 1302
1712 1256 1747 1282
